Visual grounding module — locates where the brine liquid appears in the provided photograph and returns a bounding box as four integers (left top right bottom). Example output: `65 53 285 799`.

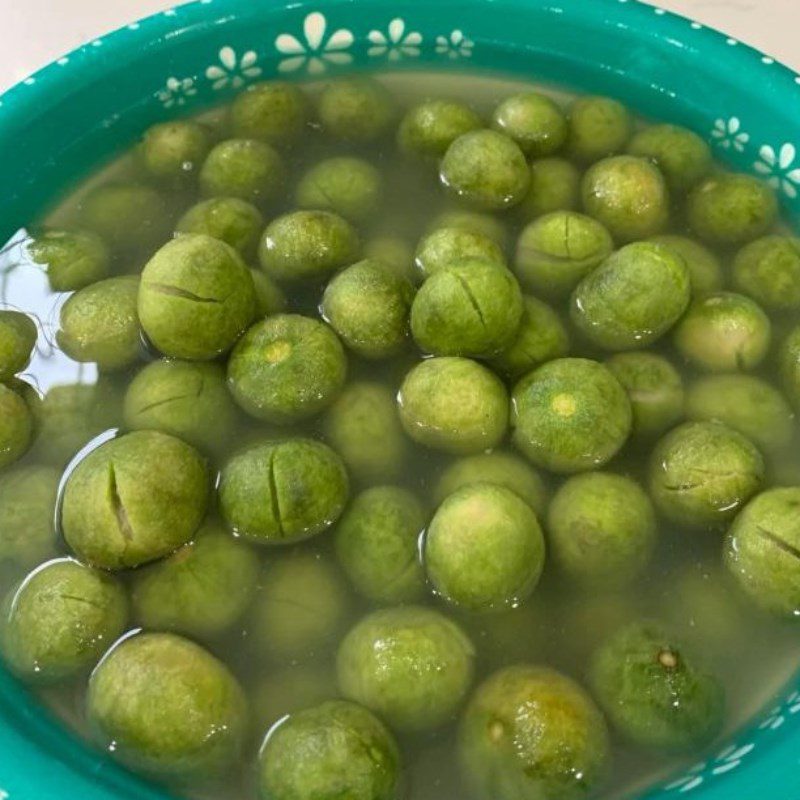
1 71 799 800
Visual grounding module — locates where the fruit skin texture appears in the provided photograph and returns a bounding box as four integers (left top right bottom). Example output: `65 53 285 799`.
0 465 60 570
425 483 546 611
335 485 427 605
673 292 771 373
588 622 725 754
258 700 401 800
227 314 347 424
648 421 765 529
87 632 247 779
440 130 531 210
398 357 509 455
733 236 800 311
511 357 632 474
219 438 348 545
460 665 610 800
571 242 691 351
61 430 209 570
138 233 256 361
0 310 37 380
410 261 523 358
606 351 684 440
724 488 800 617
323 382 408 484
548 472 657 588
0 558 128 684
337 605 475 732
322 259 415 359
688 173 778 247
581 155 670 242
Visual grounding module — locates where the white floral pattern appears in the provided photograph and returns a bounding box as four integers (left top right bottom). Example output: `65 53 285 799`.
665 743 756 794
368 18 422 61
759 690 800 730
711 117 750 152
435 29 474 60
754 143 800 198
275 12 354 75
205 47 261 91
155 76 197 109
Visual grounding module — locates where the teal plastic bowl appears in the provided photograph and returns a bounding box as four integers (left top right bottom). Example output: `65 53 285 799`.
1 0 800 797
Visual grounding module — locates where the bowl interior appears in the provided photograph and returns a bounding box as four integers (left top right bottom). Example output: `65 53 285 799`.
1 1 800 798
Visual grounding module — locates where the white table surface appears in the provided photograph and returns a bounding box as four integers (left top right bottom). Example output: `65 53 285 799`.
0 0 797 92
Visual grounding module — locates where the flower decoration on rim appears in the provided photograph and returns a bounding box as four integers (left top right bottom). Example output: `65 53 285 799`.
754 143 800 199
275 12 354 75
368 18 422 61
710 117 749 153
205 47 261 91
758 689 800 731
156 76 197 109
435 29 474 59
664 742 756 794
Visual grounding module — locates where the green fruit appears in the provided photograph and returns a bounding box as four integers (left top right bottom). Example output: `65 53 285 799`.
227 314 347 423
176 197 264 259
0 465 60 570
491 92 568 157
489 295 570 381
588 622 724 753
229 81 310 146
732 235 800 311
460 665 610 800
685 374 793 453
518 157 581 219
335 486 427 605
251 553 351 660
724 488 800 617
259 210 360 283
425 483 545 610
410 261 523 357
606 351 684 440
567 95 633 163
398 99 482 159
323 382 408 484
581 155 670 242
138 234 256 360
322 259 415 359
317 77 397 143
337 606 475 731
511 358 632 474
649 421 765 528
399 357 509 454
199 138 286 203
219 438 348 544
87 632 247 778
62 430 210 569
571 242 690 351
1 558 128 683
688 174 778 247
258 701 401 800
132 522 260 640
57 276 141 370
415 227 505 279
123 359 238 453
440 130 531 210
514 211 613 299
296 157 383 223
139 121 211 182
28 229 110 292
548 472 656 587
673 292 771 373
627 124 711 192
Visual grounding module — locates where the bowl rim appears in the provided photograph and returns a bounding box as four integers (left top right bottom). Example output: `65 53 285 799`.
1 1 800 800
